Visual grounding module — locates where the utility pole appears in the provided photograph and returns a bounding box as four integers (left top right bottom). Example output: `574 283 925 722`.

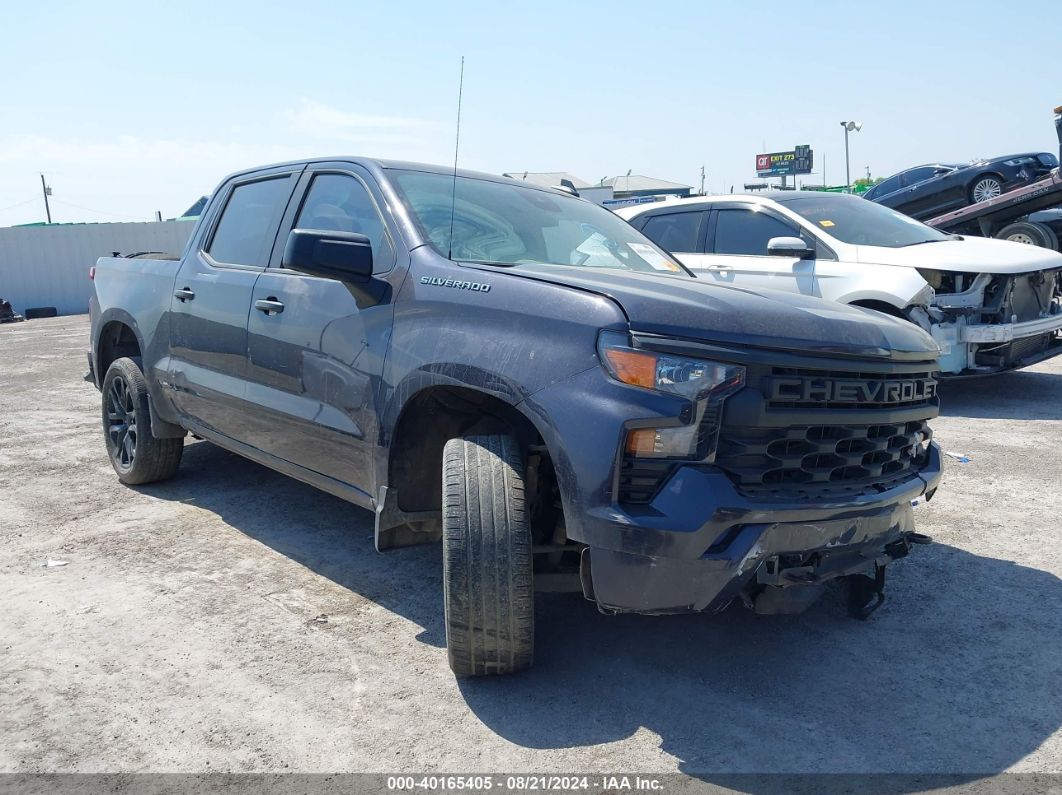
40 173 52 224
843 127 851 190
699 165 705 195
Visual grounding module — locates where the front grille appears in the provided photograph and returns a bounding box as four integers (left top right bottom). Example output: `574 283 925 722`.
714 419 932 501
612 341 939 507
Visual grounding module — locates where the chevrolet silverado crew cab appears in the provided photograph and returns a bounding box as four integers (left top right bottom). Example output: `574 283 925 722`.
89 159 942 676
620 192 1062 375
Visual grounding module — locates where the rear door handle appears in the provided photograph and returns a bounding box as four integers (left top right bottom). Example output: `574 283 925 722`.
255 297 285 315
173 287 195 302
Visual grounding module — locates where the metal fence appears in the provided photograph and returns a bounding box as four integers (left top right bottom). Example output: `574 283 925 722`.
0 220 196 316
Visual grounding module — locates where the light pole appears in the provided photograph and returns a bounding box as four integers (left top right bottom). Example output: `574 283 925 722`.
841 122 858 194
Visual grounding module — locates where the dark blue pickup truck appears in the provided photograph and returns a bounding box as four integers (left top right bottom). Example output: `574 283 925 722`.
88 158 942 675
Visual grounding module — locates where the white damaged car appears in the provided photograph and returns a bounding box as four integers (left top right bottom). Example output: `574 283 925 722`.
619 192 1062 375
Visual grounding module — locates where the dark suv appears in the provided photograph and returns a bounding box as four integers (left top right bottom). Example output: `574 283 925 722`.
865 153 1059 220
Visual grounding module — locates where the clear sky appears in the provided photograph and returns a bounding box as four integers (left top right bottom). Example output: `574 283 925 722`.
2 0 1059 225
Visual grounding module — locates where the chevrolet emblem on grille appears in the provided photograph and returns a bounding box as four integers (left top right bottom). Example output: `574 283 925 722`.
767 375 938 404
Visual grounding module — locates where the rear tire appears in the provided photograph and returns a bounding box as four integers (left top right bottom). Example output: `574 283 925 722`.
101 357 184 485
442 435 534 677
995 221 1059 250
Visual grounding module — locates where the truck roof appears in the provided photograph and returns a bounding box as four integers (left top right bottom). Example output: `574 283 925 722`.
218 157 560 194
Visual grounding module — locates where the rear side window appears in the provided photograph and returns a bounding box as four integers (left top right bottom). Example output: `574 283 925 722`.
207 177 292 267
713 209 797 256
295 173 395 272
639 211 704 253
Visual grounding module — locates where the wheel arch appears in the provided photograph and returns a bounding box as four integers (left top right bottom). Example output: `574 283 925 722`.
384 383 550 517
94 310 185 439
95 310 144 382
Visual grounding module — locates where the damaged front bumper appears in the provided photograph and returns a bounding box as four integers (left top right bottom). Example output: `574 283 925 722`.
921 268 1062 375
930 315 1062 375
579 442 942 616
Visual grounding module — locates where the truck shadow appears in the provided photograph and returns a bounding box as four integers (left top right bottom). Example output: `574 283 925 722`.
143 441 1061 786
938 368 1062 420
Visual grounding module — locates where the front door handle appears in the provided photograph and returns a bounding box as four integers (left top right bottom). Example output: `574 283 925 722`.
174 287 195 302
255 297 285 315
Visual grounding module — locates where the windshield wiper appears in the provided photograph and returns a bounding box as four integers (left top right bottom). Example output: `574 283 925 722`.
457 259 520 267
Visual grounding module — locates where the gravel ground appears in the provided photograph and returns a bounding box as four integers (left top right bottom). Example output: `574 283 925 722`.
1 315 1059 785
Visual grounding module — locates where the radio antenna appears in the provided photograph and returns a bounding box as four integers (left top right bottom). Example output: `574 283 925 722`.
447 56 465 261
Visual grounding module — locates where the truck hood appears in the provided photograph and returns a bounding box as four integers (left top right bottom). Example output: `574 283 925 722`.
854 236 1062 274
493 264 938 360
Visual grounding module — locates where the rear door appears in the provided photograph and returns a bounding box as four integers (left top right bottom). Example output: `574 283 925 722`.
167 167 301 437
698 205 816 296
631 208 708 267
242 164 405 498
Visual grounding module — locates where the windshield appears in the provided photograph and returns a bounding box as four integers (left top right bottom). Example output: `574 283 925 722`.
778 194 950 247
390 170 689 275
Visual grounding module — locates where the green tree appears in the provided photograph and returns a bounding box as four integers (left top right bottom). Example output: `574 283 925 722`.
851 176 884 189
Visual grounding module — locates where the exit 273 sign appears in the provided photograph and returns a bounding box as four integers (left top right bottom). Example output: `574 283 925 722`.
756 145 813 177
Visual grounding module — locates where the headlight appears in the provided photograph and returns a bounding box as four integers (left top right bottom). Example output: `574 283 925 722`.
598 331 744 459
1003 157 1036 167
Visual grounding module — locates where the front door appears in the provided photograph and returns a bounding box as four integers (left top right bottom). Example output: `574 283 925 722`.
242 166 404 498
695 206 816 296
167 169 300 438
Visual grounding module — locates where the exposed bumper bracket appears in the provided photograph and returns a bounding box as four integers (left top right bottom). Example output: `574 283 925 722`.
962 313 1062 343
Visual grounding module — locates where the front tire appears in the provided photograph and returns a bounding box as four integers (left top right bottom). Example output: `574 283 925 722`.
101 357 183 485
442 435 534 676
970 175 1003 203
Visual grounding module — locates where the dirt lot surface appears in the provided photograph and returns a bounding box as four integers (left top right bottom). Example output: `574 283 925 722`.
1 316 1060 784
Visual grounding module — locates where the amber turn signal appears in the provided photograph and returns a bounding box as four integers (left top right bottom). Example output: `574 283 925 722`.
601 347 657 389
624 428 660 456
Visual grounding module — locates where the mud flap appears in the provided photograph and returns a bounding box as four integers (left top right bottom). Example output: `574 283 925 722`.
846 564 886 620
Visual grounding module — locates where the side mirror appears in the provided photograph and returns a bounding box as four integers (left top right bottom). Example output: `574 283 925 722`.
282 229 373 282
767 236 814 259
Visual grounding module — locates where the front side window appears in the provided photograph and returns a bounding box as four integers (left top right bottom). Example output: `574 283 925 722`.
874 175 903 196
207 177 292 267
389 171 688 275
640 211 705 253
295 173 394 271
713 209 797 256
902 167 938 187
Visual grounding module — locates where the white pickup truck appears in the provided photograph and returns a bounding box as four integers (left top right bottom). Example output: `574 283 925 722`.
619 192 1062 375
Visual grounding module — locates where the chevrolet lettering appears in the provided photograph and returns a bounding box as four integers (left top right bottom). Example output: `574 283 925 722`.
768 375 938 405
